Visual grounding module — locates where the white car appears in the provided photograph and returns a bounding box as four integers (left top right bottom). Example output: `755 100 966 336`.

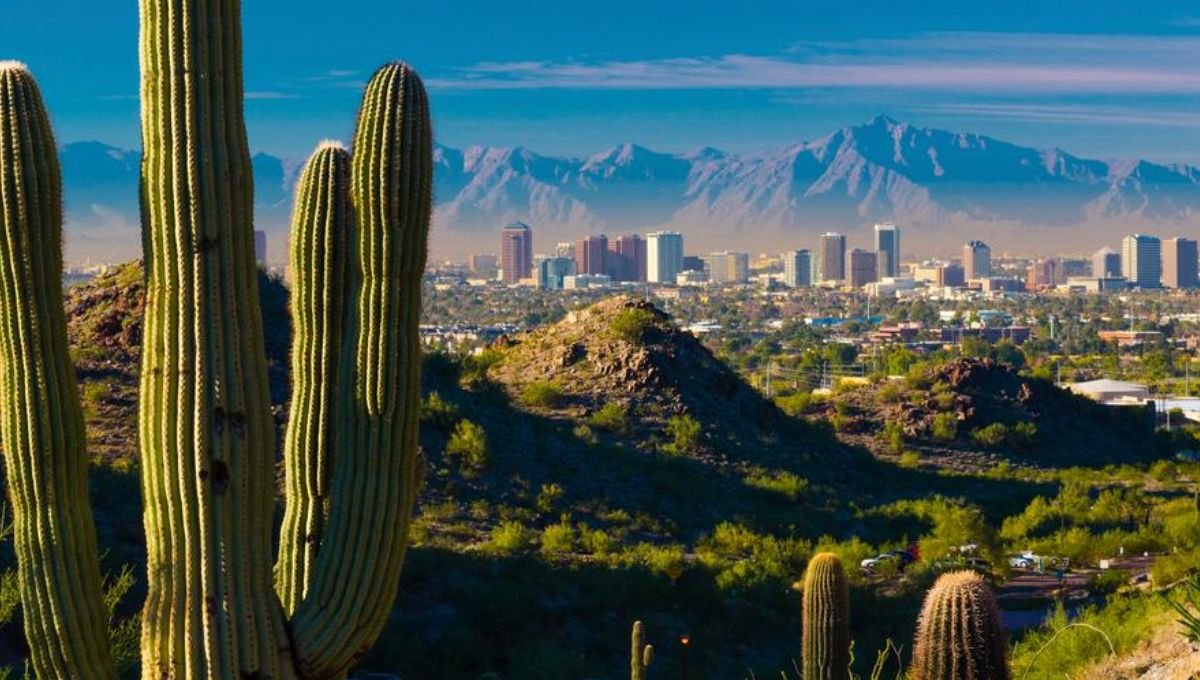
1009 555 1035 569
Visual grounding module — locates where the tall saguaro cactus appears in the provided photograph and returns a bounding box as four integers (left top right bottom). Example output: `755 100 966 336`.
0 61 116 680
801 552 851 680
910 571 1009 680
276 142 353 615
630 620 654 680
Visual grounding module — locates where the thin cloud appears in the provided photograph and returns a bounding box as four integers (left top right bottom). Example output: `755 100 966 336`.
921 103 1200 129
246 91 301 100
427 31 1200 95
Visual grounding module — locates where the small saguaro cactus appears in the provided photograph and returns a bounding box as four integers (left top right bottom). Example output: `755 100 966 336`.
801 552 851 680
631 620 655 680
910 570 1009 680
0 60 116 680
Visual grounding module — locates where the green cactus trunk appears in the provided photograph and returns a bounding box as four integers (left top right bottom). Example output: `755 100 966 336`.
0 61 116 680
911 570 1009 680
801 552 851 680
287 61 432 678
631 620 654 680
138 0 293 675
276 142 353 615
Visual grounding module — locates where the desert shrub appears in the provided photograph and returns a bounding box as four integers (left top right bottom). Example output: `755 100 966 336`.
899 450 922 468
880 421 905 455
539 519 577 556
931 412 958 442
420 390 460 430
486 520 531 554
535 483 565 515
580 526 615 556
878 381 905 404
572 423 598 446
445 419 489 474
971 422 1010 449
587 402 629 433
775 391 815 417
460 348 504 388
521 380 562 408
662 414 702 455
611 307 658 344
743 469 809 501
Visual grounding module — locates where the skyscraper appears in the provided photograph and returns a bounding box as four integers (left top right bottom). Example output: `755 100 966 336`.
846 248 878 288
575 234 608 275
1122 234 1161 289
538 256 576 290
500 222 534 284
608 234 647 282
873 223 900 278
783 249 812 287
1092 247 1121 278
706 251 750 284
647 231 684 284
963 241 991 280
818 232 846 283
1162 237 1198 289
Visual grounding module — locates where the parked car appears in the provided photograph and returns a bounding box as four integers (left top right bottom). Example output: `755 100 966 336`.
861 550 916 573
1009 555 1035 569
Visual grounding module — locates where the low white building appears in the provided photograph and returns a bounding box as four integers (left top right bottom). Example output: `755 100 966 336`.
1066 379 1150 404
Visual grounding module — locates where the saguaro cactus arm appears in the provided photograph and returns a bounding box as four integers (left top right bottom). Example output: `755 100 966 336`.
139 0 293 676
802 552 851 680
0 61 116 680
276 142 353 614
631 620 654 680
287 61 432 679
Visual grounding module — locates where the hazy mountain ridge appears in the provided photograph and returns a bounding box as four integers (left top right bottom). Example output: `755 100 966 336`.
58 115 1200 262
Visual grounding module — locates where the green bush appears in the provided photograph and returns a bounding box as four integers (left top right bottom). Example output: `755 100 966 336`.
445 419 489 474
521 381 563 408
587 402 629 433
878 381 905 404
931 412 958 443
539 519 577 556
535 483 565 515
486 520 531 554
611 307 658 344
971 421 1038 451
880 421 905 455
775 391 815 417
420 390 460 430
662 414 702 455
744 469 809 501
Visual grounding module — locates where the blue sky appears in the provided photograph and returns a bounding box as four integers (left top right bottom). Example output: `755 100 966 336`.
8 1 1200 161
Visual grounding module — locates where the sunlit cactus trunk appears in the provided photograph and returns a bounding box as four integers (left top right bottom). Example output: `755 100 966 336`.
801 552 851 680
277 142 352 614
0 61 116 680
911 570 1009 680
138 0 294 675
287 61 432 678
630 620 654 680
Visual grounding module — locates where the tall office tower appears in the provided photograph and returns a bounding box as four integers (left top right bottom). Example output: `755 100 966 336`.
818 232 847 282
873 223 900 278
1162 237 1199 289
783 249 813 287
706 251 750 284
1121 234 1162 289
609 234 647 282
574 234 608 276
468 253 498 278
538 256 576 290
1092 246 1121 278
845 248 878 288
647 231 684 284
500 221 534 284
963 240 991 280
254 229 267 265
1026 258 1064 289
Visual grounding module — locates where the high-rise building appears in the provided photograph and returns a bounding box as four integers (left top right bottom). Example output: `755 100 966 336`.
1026 258 1065 290
538 256 576 290
706 251 750 284
783 249 813 287
647 231 684 284
254 229 267 265
468 253 498 278
608 234 647 282
1121 234 1161 289
873 223 900 278
817 232 846 282
500 222 534 284
575 234 608 276
1092 247 1121 278
682 255 705 272
846 248 878 288
963 241 991 280
554 242 575 258
1162 237 1199 289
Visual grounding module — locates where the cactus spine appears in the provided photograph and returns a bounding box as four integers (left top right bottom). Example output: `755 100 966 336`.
287 61 432 678
631 621 654 680
801 552 851 680
911 571 1009 680
276 142 352 614
0 61 116 680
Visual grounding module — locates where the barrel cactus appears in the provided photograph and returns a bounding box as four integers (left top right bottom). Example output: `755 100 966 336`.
801 552 851 680
631 620 655 680
911 570 1009 680
0 1 432 677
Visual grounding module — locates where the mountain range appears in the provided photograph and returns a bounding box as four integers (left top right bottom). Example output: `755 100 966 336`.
59 115 1200 264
